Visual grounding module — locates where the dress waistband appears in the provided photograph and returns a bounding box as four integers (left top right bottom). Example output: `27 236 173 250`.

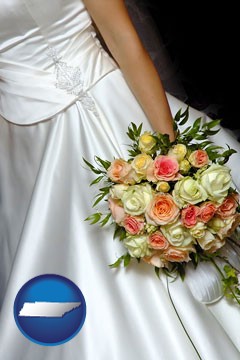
0 33 118 125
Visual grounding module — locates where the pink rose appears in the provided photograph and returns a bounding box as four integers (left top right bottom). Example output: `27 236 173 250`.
146 155 179 182
163 246 192 263
216 193 239 219
148 231 169 250
123 215 145 235
146 193 180 225
198 201 217 223
108 197 126 224
107 159 132 183
188 150 209 168
181 205 200 228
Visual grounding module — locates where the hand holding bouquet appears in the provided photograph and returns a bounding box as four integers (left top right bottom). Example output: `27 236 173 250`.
84 107 240 305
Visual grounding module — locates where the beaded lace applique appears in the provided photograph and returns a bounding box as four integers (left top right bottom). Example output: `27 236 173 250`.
47 47 99 117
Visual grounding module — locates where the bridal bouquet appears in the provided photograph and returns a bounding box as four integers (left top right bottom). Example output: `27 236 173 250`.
84 107 240 304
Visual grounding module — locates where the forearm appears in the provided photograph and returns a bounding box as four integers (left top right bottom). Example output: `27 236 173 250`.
114 42 175 140
83 0 175 140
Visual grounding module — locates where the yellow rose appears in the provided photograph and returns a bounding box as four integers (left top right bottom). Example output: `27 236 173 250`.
168 144 187 161
156 181 170 193
138 132 157 154
179 159 191 174
131 154 153 177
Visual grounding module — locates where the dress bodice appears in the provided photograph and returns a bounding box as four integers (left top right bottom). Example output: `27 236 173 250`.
0 0 117 124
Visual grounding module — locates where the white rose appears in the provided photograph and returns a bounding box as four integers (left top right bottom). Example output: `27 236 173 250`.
197 164 232 204
197 230 224 251
189 222 207 239
207 216 225 234
110 184 129 199
172 176 208 208
122 183 153 215
161 220 194 247
124 235 152 258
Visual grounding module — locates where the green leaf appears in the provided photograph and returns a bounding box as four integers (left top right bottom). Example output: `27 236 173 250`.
95 156 111 170
178 106 190 125
109 253 131 268
174 108 183 122
136 123 143 137
84 212 102 224
205 128 221 136
100 213 111 227
179 126 192 135
155 266 160 279
194 134 208 140
205 145 223 151
109 257 123 268
114 225 127 241
202 119 221 129
82 157 102 174
90 175 104 186
192 117 202 130
199 140 213 148
176 263 186 281
218 148 237 165
93 192 107 207
124 253 131 267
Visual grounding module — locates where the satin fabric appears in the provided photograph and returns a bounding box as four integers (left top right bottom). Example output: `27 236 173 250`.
0 1 240 360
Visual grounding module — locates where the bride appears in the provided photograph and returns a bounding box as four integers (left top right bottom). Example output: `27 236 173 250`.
0 1 239 359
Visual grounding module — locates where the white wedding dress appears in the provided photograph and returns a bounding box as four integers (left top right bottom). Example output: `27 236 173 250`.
0 1 240 359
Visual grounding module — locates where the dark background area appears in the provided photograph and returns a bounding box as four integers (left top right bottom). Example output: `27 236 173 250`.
146 4 238 131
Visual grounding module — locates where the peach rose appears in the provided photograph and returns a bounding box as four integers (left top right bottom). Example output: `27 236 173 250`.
216 193 239 219
147 155 179 182
107 159 132 183
146 193 180 225
163 246 193 263
123 215 145 235
207 236 226 253
143 252 167 268
218 214 240 239
181 205 200 228
188 149 209 168
108 197 126 224
198 201 217 223
148 231 169 250
122 169 141 185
